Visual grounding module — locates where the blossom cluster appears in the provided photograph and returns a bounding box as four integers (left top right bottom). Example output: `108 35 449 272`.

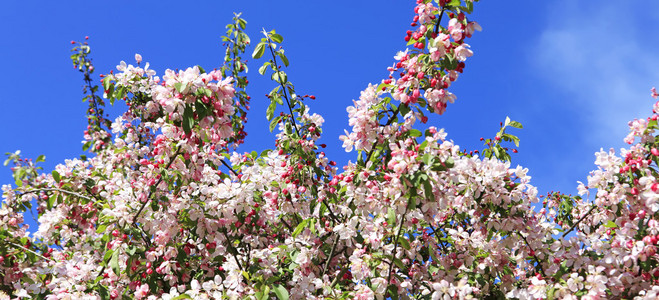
4 1 659 299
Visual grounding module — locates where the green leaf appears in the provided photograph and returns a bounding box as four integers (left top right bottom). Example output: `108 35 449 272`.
259 64 269 75
278 52 289 67
399 237 411 250
444 157 454 168
273 284 289 300
96 224 107 234
114 85 126 100
36 155 46 163
422 153 433 165
387 285 400 300
392 257 405 270
292 219 309 237
493 146 501 159
47 195 55 209
110 249 120 276
272 72 287 84
261 285 271 300
171 295 192 300
252 43 266 59
603 220 618 228
174 82 185 93
52 170 61 183
269 116 282 132
503 133 520 147
182 105 194 135
103 249 114 264
408 129 422 137
423 180 434 201
270 33 284 43
508 120 523 129
387 208 396 227
266 100 277 121
14 168 27 180
408 194 417 209
95 284 109 299
399 103 411 117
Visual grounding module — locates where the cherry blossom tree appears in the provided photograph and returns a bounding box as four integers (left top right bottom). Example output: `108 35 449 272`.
3 0 659 299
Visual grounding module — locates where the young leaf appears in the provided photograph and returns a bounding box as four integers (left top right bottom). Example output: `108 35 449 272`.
508 120 523 129
110 249 120 277
270 33 284 43
273 284 289 300
278 52 289 67
292 219 309 237
182 105 194 135
269 116 282 132
52 170 61 183
399 237 411 250
266 100 277 121
259 64 269 75
252 43 266 59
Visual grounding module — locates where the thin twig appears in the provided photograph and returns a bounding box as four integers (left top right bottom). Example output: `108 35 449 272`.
364 105 401 164
220 159 239 176
264 34 300 137
7 241 54 262
322 199 340 223
221 230 244 271
387 202 410 286
132 147 181 226
562 205 597 238
322 234 340 276
428 223 449 253
516 231 546 277
433 7 447 35
19 188 93 202
330 266 349 288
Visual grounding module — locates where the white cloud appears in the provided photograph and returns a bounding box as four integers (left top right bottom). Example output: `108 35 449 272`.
532 1 659 148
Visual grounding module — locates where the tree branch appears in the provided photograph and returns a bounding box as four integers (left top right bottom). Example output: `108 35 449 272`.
18 188 94 202
562 205 597 238
516 231 546 277
387 201 410 286
132 147 181 226
7 241 54 263
322 234 340 276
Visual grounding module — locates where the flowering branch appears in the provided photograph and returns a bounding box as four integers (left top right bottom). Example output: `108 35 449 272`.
18 188 94 203
264 32 300 137
6 241 54 263
322 234 340 276
516 231 546 277
131 147 181 226
387 200 410 290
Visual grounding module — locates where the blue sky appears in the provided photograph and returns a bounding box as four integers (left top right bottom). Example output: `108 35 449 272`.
2 0 659 227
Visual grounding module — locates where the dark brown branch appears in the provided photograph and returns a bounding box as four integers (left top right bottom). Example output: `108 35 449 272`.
132 147 181 226
562 205 597 238
220 159 239 176
516 232 546 277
